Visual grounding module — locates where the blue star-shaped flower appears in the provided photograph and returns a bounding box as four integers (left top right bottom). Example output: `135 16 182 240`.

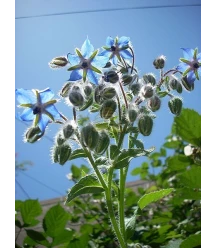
67 38 109 85
16 88 61 133
99 36 133 65
176 48 201 84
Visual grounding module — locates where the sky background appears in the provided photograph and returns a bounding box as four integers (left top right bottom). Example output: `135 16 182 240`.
15 0 201 201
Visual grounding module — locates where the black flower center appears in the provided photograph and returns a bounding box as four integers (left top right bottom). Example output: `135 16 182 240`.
81 61 88 68
111 46 116 52
193 63 199 69
33 106 41 115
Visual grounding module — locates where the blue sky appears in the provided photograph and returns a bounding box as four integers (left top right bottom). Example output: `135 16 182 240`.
15 0 201 201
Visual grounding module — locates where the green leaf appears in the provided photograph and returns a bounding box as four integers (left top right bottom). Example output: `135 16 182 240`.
89 102 101 112
67 233 89 248
125 208 138 239
95 156 109 166
167 155 192 172
114 147 155 169
175 188 201 201
174 108 201 146
69 148 87 161
160 148 167 157
177 166 201 188
21 199 42 225
65 174 105 204
138 188 174 210
71 164 81 179
15 200 23 211
43 204 70 238
79 96 93 111
15 220 22 228
163 141 181 149
129 136 144 149
25 230 49 246
131 167 141 176
110 145 121 159
52 229 74 246
95 122 109 130
163 239 183 248
23 235 37 246
158 91 168 98
180 233 201 248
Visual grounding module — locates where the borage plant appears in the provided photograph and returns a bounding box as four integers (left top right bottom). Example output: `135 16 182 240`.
16 37 201 248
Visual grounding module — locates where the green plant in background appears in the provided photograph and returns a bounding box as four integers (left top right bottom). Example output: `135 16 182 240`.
15 36 201 248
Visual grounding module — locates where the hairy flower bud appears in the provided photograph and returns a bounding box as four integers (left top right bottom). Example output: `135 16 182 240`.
181 76 194 91
25 126 44 143
100 99 117 119
101 87 117 100
142 85 154 98
138 115 153 136
55 132 66 146
153 55 166 69
84 83 93 97
94 131 110 155
128 104 139 123
60 82 73 98
69 91 84 107
94 84 105 104
49 56 68 68
176 81 183 93
63 123 75 139
80 124 99 150
169 76 178 90
147 95 161 112
168 96 183 116
143 73 156 86
122 74 133 86
104 70 119 84
130 83 142 96
52 143 72 165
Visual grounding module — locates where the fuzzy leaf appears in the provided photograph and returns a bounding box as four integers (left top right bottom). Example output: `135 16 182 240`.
69 149 87 161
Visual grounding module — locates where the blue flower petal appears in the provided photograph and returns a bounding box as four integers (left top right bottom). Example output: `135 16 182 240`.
16 89 36 104
187 70 196 84
197 53 201 62
181 48 194 60
198 67 201 77
67 53 80 66
112 56 118 65
20 108 34 121
69 69 82 81
119 50 133 59
118 36 130 46
87 69 99 85
98 50 111 57
38 114 50 133
92 55 109 68
39 88 54 104
176 62 189 72
45 105 61 119
106 36 115 47
81 38 94 59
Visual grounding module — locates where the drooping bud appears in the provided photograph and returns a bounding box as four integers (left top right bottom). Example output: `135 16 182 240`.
63 123 75 139
142 85 154 98
101 87 117 100
103 61 112 68
169 76 178 90
51 143 72 165
153 55 166 69
25 126 44 143
128 104 139 123
94 84 105 104
55 132 66 146
94 131 110 155
143 73 156 86
104 70 119 84
138 115 153 136
69 91 84 107
49 56 68 68
176 81 183 93
168 96 183 116
130 83 142 96
100 99 117 119
122 74 133 86
147 95 161 112
80 124 99 150
181 76 194 91
60 82 73 98
83 83 93 97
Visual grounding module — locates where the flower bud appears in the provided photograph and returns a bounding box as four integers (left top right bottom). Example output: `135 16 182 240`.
104 70 119 84
49 56 68 68
69 91 84 107
128 104 139 123
51 143 72 165
138 115 153 136
169 76 178 90
100 99 117 119
103 61 112 68
94 131 110 155
55 132 66 146
25 126 44 143
130 83 142 96
63 123 75 139
153 55 166 69
142 85 154 98
147 95 161 112
101 87 117 100
168 96 183 116
122 74 133 86
84 83 93 97
176 81 183 94
94 84 105 104
181 76 194 91
60 82 73 97
143 73 156 86
80 124 99 150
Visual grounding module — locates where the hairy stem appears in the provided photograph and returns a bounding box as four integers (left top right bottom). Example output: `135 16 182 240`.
119 81 128 109
128 47 135 74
